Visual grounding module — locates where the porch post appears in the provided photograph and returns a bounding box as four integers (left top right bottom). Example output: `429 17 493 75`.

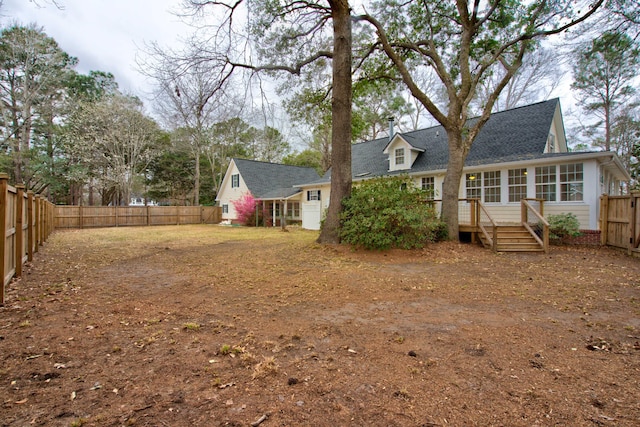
281 200 287 230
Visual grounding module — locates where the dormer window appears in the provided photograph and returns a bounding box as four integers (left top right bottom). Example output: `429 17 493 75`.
384 135 424 171
547 133 556 153
395 148 405 166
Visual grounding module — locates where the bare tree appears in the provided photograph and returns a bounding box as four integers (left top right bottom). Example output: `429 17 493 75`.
473 47 565 113
173 0 352 243
147 56 230 205
357 0 604 238
63 94 162 205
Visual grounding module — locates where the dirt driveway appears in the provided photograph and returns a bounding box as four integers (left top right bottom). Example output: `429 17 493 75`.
1 225 639 426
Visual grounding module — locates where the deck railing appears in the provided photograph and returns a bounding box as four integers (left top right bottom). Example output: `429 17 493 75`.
476 200 498 251
521 198 549 253
428 199 475 226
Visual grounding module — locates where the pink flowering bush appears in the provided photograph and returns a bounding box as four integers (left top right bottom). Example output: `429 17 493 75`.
231 192 258 225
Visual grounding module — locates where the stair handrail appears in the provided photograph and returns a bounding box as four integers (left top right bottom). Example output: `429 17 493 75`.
521 198 549 254
477 200 498 252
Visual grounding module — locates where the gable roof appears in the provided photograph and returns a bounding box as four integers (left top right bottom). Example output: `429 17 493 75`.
232 158 321 199
316 98 561 182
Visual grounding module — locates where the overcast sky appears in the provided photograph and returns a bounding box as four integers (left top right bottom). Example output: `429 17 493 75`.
1 0 192 100
1 0 585 136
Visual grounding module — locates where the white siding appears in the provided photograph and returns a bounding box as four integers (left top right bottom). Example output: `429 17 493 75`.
301 183 331 230
544 205 591 229
217 161 250 221
482 205 522 224
300 157 612 232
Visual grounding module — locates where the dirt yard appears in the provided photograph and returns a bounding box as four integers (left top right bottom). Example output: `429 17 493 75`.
1 225 639 427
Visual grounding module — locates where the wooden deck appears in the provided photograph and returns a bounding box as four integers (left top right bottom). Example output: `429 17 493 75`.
456 199 549 253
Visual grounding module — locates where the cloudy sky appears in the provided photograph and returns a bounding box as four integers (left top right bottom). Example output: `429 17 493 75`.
1 0 584 133
2 0 192 99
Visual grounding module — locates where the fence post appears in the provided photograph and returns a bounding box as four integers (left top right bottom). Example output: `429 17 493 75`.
600 195 609 246
15 185 24 278
35 195 41 252
632 192 640 251
27 191 34 261
0 174 8 305
147 205 151 226
43 199 49 243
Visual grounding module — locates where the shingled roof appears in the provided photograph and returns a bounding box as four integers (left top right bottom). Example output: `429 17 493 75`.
232 158 321 200
315 98 561 182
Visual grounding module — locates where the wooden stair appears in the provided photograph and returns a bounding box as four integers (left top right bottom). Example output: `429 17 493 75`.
478 224 545 252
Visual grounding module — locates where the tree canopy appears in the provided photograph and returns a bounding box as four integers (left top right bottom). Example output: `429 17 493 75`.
355 0 605 238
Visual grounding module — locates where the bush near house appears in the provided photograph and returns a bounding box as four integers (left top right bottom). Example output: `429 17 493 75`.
231 192 258 225
548 213 582 241
340 176 447 250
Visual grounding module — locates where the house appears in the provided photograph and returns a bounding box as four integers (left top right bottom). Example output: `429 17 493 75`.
216 158 321 225
218 99 630 235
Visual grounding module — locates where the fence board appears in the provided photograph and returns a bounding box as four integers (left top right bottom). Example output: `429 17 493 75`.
0 175 53 305
54 205 221 229
600 194 639 252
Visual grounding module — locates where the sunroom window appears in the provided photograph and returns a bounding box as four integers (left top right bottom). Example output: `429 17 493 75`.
421 177 435 200
508 168 527 202
560 163 583 201
483 171 501 203
465 173 481 199
535 166 557 201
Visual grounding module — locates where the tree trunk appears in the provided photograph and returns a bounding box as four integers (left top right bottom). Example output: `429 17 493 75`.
441 131 467 240
194 150 200 205
317 0 352 244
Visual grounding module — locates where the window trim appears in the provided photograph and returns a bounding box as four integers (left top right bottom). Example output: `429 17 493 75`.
286 202 301 218
307 190 321 201
421 176 435 200
483 170 501 203
231 174 240 188
560 163 584 202
508 168 528 203
535 165 557 202
465 172 482 200
395 148 405 166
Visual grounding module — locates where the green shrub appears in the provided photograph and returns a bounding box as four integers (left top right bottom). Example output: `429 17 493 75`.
339 176 447 250
547 213 581 240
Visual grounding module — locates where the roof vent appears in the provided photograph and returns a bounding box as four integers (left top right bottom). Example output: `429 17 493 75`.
388 117 395 142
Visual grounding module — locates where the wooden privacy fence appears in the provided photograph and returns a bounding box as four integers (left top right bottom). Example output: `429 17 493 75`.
0 174 55 305
600 192 640 255
54 205 221 229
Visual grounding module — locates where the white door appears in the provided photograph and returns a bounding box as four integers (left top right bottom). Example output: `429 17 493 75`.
302 201 321 230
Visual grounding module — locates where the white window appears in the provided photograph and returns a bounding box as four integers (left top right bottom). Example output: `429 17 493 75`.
222 204 228 214
395 148 405 166
307 190 321 201
421 177 435 200
231 174 240 188
484 171 501 203
560 163 583 201
535 166 557 201
465 173 481 199
508 168 527 202
286 202 301 218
